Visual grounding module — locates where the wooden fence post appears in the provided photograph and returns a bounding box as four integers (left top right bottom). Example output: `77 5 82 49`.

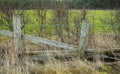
13 14 22 54
79 20 90 59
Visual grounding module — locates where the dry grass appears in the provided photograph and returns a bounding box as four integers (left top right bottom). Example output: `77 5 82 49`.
0 35 117 74
29 59 104 74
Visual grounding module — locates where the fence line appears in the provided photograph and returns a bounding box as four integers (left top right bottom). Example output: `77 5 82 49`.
1 29 119 53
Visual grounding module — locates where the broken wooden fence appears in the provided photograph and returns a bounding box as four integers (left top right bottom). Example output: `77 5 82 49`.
0 14 120 62
0 14 89 52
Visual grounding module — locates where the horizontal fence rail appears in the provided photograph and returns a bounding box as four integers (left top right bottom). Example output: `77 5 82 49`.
0 30 13 36
24 34 78 50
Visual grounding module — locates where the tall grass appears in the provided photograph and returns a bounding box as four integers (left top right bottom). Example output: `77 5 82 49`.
0 36 109 74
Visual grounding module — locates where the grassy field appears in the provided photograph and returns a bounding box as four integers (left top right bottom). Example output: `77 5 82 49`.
0 10 114 34
27 10 114 34
34 10 112 31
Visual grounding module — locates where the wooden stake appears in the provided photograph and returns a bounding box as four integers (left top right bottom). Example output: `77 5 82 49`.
79 20 90 59
13 14 22 53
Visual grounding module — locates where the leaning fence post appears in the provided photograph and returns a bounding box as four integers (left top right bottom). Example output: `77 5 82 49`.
13 14 22 55
79 20 90 59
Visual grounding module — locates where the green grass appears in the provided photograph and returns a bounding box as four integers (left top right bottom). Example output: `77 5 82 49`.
0 10 114 34
88 10 114 34
25 10 113 34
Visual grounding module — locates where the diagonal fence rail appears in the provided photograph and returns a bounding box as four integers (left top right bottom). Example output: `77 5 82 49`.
0 30 78 51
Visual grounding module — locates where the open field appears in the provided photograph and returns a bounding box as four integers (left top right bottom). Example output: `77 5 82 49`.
23 10 113 34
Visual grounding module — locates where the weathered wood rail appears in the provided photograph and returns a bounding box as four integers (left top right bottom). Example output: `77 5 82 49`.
0 30 78 50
